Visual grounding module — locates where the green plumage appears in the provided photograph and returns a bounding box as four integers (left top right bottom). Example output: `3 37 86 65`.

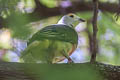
28 24 78 45
21 24 78 63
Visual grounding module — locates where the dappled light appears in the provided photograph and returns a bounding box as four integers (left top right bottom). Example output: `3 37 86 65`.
0 0 120 80
0 0 120 64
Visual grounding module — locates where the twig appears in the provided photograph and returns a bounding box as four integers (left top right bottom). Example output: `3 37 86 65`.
90 0 99 63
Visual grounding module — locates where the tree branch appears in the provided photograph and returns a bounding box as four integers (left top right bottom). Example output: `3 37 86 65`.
29 0 118 20
90 0 98 63
0 62 120 80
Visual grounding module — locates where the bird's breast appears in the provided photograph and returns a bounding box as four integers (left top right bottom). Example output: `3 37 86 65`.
51 40 77 63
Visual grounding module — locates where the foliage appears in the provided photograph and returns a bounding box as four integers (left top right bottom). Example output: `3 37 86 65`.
39 0 57 8
5 13 32 39
0 0 120 65
0 0 120 79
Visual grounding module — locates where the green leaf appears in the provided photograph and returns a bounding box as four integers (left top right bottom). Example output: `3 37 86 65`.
6 13 32 40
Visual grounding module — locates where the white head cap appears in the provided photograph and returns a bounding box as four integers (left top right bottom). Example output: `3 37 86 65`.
58 13 85 27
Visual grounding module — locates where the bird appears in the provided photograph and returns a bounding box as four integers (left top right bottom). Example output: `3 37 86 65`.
21 13 85 63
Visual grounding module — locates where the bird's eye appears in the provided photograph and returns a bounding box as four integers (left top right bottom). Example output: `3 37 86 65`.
69 15 74 18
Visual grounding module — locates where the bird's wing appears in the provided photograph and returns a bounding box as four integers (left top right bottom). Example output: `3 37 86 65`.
28 24 78 45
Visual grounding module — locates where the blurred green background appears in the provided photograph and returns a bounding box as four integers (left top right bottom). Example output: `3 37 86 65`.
0 0 120 65
1 0 119 80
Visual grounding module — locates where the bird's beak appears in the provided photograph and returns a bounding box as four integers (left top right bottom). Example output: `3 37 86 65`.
79 18 85 22
75 15 85 22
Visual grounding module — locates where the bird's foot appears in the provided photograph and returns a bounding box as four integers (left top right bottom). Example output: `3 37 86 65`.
67 58 74 64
